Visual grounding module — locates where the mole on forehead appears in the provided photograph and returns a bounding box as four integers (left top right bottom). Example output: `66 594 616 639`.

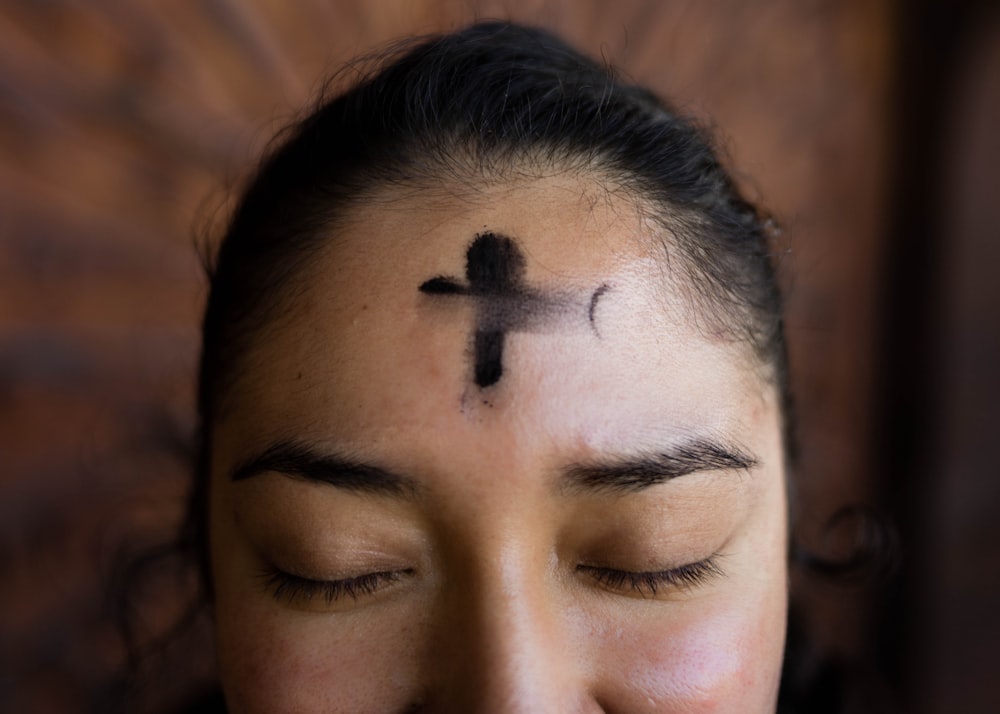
419 232 611 389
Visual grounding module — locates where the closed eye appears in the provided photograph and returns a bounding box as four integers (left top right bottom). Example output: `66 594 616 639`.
578 556 724 597
260 567 415 606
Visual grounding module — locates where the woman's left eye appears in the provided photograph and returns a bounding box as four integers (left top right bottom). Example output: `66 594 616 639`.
261 567 414 606
578 556 724 597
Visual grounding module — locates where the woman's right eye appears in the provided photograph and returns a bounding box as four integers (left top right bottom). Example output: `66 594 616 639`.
260 567 414 606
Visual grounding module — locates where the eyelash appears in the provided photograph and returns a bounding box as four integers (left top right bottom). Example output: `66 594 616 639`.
578 556 724 597
261 567 413 605
262 556 722 606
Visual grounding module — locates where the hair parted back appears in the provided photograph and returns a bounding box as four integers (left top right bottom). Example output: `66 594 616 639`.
193 20 789 589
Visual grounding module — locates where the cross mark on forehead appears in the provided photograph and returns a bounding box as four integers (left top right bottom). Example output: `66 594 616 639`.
419 232 610 388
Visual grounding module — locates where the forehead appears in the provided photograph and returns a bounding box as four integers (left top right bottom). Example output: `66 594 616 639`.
327 174 663 291
220 174 771 455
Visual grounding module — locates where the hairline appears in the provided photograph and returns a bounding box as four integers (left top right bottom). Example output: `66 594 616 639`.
208 156 780 424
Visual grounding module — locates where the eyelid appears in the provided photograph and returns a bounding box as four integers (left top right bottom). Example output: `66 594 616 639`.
260 566 415 607
577 555 724 597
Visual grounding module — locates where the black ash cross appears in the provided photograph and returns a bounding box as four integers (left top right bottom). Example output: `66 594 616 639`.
419 232 576 388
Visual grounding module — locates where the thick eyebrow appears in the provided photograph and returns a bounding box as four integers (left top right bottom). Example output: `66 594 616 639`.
561 438 758 494
230 440 418 497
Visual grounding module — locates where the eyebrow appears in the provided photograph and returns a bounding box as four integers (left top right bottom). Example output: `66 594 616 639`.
230 440 418 497
231 437 757 497
560 438 758 494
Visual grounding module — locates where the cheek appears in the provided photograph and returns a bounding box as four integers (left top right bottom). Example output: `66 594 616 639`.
597 594 787 713
215 598 422 714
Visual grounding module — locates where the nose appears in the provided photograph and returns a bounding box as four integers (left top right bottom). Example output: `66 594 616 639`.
426 550 598 713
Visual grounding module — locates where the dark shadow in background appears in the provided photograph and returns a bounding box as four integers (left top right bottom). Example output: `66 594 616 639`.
878 0 1000 711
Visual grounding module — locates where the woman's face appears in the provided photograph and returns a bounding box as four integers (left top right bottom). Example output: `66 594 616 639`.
209 175 788 713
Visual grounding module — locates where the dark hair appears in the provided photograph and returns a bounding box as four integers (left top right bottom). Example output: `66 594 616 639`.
175 18 797 710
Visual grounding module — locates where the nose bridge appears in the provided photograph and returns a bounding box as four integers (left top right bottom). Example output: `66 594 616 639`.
431 540 580 713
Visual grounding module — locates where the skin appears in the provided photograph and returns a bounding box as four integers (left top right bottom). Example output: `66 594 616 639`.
209 173 789 713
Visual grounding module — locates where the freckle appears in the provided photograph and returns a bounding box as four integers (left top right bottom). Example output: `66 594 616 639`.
296 371 302 380
362 304 368 310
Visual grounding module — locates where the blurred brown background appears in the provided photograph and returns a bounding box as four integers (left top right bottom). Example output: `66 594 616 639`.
1 1 997 712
